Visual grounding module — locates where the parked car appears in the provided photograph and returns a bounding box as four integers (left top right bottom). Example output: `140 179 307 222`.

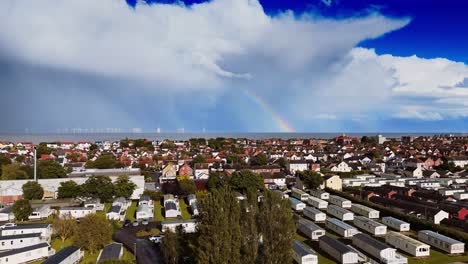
123 219 131 227
142 219 149 225
0 223 16 229
149 235 164 244
132 220 139 227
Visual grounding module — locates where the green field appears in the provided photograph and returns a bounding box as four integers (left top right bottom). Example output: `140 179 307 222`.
407 249 468 264
154 200 165 221
125 201 137 221
179 199 192 220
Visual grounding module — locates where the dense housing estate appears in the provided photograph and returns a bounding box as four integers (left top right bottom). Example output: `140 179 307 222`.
0 134 467 262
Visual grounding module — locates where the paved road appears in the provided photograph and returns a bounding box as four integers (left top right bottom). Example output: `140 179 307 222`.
113 225 163 264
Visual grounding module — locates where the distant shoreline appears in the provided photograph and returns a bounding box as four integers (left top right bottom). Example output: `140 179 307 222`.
0 132 466 144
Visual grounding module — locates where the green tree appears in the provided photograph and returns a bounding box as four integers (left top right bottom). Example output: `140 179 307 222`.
1 163 29 180
12 199 33 221
143 190 163 201
206 173 224 192
296 170 324 190
113 175 136 199
58 181 82 198
250 153 268 166
229 170 264 193
161 230 180 264
258 191 295 264
36 144 52 158
73 214 113 253
191 155 206 166
178 179 197 195
22 181 44 200
15 155 26 163
0 154 12 176
53 213 78 242
82 176 115 202
37 160 67 178
240 191 259 263
197 185 241 264
92 154 117 169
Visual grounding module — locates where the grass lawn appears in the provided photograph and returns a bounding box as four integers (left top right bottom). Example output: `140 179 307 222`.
125 201 137 221
96 203 111 217
179 199 192 220
154 200 165 222
406 250 468 264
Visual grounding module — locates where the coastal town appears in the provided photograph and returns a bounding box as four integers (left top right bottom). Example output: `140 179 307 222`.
0 134 467 263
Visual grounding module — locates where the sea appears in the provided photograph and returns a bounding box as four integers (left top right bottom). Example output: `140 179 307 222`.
0 132 466 144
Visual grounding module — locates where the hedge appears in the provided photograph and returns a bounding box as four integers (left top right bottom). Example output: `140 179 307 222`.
325 188 468 244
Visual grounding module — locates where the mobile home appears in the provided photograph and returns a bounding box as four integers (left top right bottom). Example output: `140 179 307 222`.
289 197 306 211
307 196 328 210
352 233 408 264
382 217 410 232
59 207 94 219
161 219 197 233
350 204 379 219
292 240 318 264
303 207 326 222
0 242 53 264
418 230 465 254
43 245 83 264
1 224 52 240
329 195 352 208
0 233 43 251
292 187 310 202
0 206 14 222
385 231 430 257
319 236 358 264
327 205 354 221
29 205 53 220
297 218 325 240
136 204 153 220
326 218 360 238
309 189 329 200
353 216 387 236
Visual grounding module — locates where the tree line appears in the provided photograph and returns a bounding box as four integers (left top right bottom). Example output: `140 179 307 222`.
161 170 295 264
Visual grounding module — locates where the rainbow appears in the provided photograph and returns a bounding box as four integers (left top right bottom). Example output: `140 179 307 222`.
244 89 296 133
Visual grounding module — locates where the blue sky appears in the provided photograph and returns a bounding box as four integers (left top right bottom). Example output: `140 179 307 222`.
0 0 467 133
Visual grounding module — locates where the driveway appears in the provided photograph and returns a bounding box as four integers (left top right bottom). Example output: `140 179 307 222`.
113 225 163 264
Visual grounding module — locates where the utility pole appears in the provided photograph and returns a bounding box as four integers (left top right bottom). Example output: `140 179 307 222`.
34 146 37 182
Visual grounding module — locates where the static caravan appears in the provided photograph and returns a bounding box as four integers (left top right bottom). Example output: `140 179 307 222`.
106 205 123 221
0 206 14 222
385 231 430 257
29 205 53 220
454 192 468 200
289 197 306 211
43 245 83 264
326 218 360 238
309 189 329 200
418 230 465 254
1 224 52 240
0 233 42 251
327 205 354 221
292 240 318 264
161 219 197 233
0 242 53 264
353 216 387 236
307 196 328 210
329 195 352 208
59 207 94 219
352 233 408 264
292 188 310 202
297 218 325 240
382 217 410 232
303 207 326 222
319 236 358 264
190 202 199 216
350 204 379 219
136 204 153 220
